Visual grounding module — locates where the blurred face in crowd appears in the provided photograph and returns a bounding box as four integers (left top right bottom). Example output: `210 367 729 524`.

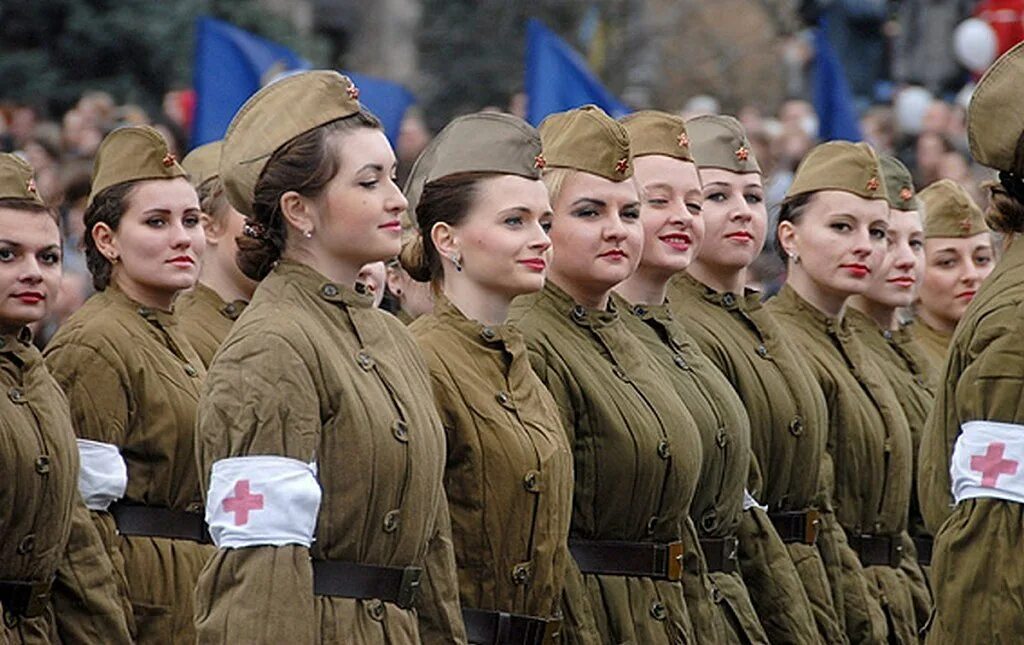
692 168 766 282
202 194 256 300
386 261 434 318
632 155 704 281
546 170 642 308
862 209 925 310
917 233 994 332
778 190 890 316
0 206 62 331
916 133 949 183
357 260 387 307
93 178 204 310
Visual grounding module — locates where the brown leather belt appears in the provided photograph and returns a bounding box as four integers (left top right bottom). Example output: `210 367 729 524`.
913 536 933 566
312 560 422 609
462 608 560 645
700 536 739 573
769 509 821 545
569 539 684 581
110 503 211 544
0 578 52 618
848 534 903 568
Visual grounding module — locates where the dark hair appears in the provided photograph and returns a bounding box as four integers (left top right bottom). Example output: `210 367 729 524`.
236 109 381 281
82 181 136 291
0 197 59 225
775 192 815 263
985 179 1024 235
398 171 499 283
196 177 228 222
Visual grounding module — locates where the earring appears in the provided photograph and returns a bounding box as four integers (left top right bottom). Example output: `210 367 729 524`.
303 229 313 239
108 253 119 264
450 253 463 272
788 251 800 265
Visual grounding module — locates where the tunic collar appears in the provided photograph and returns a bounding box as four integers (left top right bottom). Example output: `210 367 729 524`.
0 326 35 364
105 282 179 327
540 280 618 329
671 271 761 312
188 282 248 321
774 284 847 336
274 260 375 310
432 292 518 349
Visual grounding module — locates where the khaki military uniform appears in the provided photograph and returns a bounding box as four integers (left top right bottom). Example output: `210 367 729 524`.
44 285 214 644
909 320 950 383
0 329 131 644
194 261 466 644
669 273 847 644
510 282 702 644
175 283 247 368
768 285 926 643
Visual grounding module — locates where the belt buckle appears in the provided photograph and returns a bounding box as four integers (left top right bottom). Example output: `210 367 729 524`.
804 509 821 545
888 537 904 568
724 536 738 570
396 566 422 609
540 618 561 644
666 541 685 581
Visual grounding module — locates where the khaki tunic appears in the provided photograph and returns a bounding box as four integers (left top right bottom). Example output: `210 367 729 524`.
668 273 846 644
911 320 950 384
768 285 925 644
194 261 466 645
410 294 573 623
510 282 701 645
0 330 131 644
176 282 247 368
919 238 1024 643
44 285 214 644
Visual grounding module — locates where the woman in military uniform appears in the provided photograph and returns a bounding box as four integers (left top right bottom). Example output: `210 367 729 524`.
919 41 1024 643
194 71 466 644
44 126 211 644
401 112 573 644
176 141 256 367
768 141 926 643
509 105 702 644
914 179 994 374
0 154 131 644
616 111 821 644
667 115 845 644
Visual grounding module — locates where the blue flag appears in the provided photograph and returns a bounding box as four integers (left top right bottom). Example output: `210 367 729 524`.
525 18 629 126
191 17 414 148
812 20 862 142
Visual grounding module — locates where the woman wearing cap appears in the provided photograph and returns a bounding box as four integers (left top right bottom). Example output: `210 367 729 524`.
615 111 822 644
194 71 465 644
176 141 256 368
914 179 995 375
919 41 1024 643
401 112 572 644
767 141 926 643
0 153 131 644
509 105 703 644
43 125 210 644
667 115 845 644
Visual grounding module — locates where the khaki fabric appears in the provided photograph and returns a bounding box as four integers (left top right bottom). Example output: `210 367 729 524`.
537 105 632 181
619 110 692 161
181 141 222 187
409 294 573 620
510 282 700 644
0 330 131 644
786 141 888 202
767 285 924 643
919 179 989 239
175 283 247 368
194 261 466 644
44 285 213 644
88 126 186 205
668 272 847 644
912 319 951 384
0 154 45 205
879 155 919 211
919 237 1024 642
685 115 761 174
967 39 1024 173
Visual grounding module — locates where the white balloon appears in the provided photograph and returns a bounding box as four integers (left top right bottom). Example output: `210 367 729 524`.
894 86 933 136
954 18 998 73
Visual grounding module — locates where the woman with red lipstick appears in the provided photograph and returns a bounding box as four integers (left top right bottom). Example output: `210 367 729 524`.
668 116 845 644
400 112 573 644
194 71 465 644
509 105 704 644
914 179 994 376
43 126 211 644
767 141 926 643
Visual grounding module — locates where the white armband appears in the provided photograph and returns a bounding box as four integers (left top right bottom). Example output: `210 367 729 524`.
206 456 321 549
76 439 127 511
951 420 1024 505
743 489 767 512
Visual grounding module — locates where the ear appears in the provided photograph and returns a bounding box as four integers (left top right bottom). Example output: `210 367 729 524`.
91 222 119 261
776 220 798 259
385 264 405 295
200 212 226 247
279 190 317 237
430 221 459 259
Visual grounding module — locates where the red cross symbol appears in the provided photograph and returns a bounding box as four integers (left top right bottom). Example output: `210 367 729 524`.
971 442 1019 487
222 479 264 525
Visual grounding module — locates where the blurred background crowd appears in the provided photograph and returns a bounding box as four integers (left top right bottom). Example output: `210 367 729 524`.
1 0 1020 343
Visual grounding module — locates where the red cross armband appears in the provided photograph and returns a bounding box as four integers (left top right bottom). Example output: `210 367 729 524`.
77 439 128 511
952 421 1024 505
206 456 322 549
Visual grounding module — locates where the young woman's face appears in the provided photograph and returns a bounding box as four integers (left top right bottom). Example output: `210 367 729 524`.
104 177 204 302
633 155 704 277
783 190 890 300
696 168 767 272
547 171 643 298
450 174 552 299
313 129 408 267
0 207 62 330
862 209 924 309
918 232 994 327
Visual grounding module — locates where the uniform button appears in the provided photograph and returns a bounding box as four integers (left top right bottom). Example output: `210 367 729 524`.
34 456 50 475
17 534 35 554
715 429 728 448
366 599 385 621
511 563 531 585
649 601 667 621
722 293 736 307
673 354 690 370
523 470 541 493
710 584 723 603
788 417 804 437
357 351 374 371
755 344 769 358
224 303 238 316
137 307 150 317
571 305 586 321
3 608 18 629
646 516 659 535
183 364 199 377
8 387 25 404
186 502 203 514
657 440 671 459
873 522 883 534
700 509 718 533
321 284 340 297
383 510 400 533
495 391 511 406
632 305 647 317
392 420 409 443
883 330 894 341
481 327 496 341
612 366 630 382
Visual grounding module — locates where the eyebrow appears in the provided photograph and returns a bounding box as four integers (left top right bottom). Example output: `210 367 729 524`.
570 197 606 208
704 181 762 190
0 240 60 251
358 163 385 174
643 182 674 192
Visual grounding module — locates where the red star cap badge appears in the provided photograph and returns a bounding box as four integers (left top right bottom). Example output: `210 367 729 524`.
162 152 176 167
959 217 973 232
899 187 913 202
26 178 37 194
533 154 546 169
677 132 690 148
615 157 629 174
734 146 749 162
346 82 360 100
866 176 880 192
